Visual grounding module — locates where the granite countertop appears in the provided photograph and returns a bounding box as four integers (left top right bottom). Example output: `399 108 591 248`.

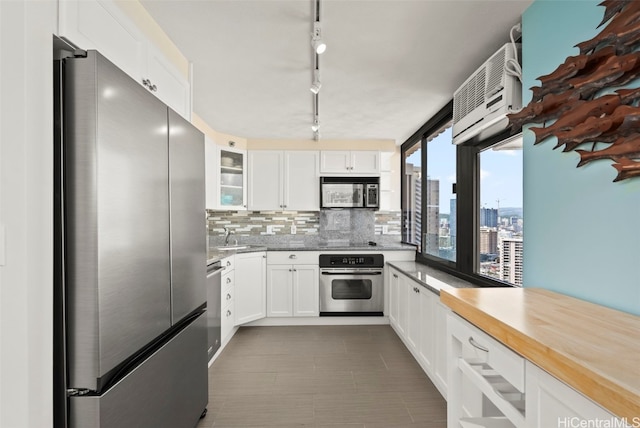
387 261 477 294
207 243 417 265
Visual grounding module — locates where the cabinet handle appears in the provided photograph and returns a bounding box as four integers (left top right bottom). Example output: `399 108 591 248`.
226 278 231 284
226 293 231 300
393 274 398 278
226 309 232 317
226 261 231 267
263 255 267 258
468 337 489 353
292 268 297 272
289 269 292 272
289 254 297 259
141 78 157 92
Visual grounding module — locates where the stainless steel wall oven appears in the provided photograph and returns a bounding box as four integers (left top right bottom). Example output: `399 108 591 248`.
319 254 384 316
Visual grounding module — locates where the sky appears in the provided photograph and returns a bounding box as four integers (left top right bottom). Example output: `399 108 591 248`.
406 127 523 214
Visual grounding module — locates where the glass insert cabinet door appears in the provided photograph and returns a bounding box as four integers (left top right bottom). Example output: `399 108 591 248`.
219 149 245 208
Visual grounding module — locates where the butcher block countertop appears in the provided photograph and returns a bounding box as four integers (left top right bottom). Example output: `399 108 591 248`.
440 287 640 420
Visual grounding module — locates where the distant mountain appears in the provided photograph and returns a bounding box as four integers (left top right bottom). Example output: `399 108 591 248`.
499 207 523 218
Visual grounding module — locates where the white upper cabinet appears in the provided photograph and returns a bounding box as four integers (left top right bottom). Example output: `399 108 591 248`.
249 151 319 211
217 145 248 211
58 0 191 119
320 151 380 175
145 44 190 119
248 151 283 211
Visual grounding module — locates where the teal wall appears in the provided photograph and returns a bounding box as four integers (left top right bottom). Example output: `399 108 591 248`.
522 0 640 315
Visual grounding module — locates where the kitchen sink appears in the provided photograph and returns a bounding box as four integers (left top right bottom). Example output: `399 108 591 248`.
216 245 248 251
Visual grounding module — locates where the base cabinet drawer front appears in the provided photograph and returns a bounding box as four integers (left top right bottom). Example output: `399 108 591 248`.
448 313 525 392
267 251 319 265
525 362 620 428
448 313 526 428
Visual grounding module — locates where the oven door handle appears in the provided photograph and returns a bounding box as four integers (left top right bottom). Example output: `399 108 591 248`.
320 270 383 275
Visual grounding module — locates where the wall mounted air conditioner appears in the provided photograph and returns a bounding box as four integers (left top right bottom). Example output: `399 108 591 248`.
452 43 522 145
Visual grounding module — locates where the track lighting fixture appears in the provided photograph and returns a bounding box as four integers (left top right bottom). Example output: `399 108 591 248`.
310 69 321 94
311 22 326 55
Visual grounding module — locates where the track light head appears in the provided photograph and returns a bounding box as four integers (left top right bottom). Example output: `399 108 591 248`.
311 116 320 132
310 69 321 94
311 22 326 54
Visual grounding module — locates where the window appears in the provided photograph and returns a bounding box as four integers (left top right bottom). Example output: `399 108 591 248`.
401 102 456 264
425 125 456 262
478 140 523 286
401 100 523 288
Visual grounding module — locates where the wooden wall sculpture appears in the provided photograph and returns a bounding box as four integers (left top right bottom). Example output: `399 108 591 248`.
508 0 640 182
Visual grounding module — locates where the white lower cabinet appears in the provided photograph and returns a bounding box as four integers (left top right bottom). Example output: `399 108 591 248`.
220 256 235 344
234 252 266 325
433 300 449 397
266 251 320 318
388 266 448 399
406 282 421 350
418 287 436 378
397 273 409 336
388 269 400 326
525 362 619 428
267 264 319 317
448 312 526 428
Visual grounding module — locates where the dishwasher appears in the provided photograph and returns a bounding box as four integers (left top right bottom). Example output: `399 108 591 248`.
206 261 223 361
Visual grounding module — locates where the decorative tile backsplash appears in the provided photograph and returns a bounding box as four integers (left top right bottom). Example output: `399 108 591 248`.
206 209 401 247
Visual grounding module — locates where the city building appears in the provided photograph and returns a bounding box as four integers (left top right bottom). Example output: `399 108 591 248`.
480 207 498 228
424 178 439 255
501 238 524 286
479 227 498 255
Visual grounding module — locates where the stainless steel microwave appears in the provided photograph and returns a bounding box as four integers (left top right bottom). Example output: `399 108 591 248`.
320 177 379 209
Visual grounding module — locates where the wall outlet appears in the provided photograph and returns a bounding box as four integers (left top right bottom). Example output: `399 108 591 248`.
382 225 389 234
291 224 297 235
266 225 274 234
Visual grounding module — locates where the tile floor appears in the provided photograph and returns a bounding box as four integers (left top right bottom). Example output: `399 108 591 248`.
197 325 447 428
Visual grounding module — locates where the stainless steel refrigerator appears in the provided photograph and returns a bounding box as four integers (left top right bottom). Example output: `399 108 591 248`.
54 49 208 428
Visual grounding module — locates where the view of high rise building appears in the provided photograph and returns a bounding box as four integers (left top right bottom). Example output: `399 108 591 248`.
403 163 422 250
479 227 498 255
424 178 439 256
449 199 457 250
500 238 523 286
480 208 498 228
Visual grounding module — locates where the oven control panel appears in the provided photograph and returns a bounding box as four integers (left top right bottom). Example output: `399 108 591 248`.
319 254 384 268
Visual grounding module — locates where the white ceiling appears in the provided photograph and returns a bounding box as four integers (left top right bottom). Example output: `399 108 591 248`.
141 0 533 143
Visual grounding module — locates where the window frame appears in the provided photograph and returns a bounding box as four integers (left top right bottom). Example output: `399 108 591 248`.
401 101 519 288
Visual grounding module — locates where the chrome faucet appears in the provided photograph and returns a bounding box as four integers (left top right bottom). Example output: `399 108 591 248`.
223 227 234 246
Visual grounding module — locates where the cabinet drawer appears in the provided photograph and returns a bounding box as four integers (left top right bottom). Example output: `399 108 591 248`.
222 301 234 323
221 256 235 271
222 269 235 288
267 251 319 265
449 313 525 392
222 284 234 307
